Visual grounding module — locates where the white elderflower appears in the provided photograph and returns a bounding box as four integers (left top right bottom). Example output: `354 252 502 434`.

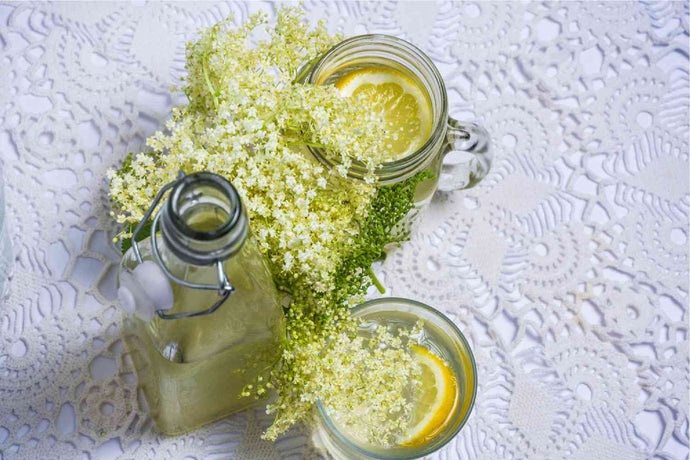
108 6 420 443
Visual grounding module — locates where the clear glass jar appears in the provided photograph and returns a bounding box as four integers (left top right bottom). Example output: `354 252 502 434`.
311 298 477 459
117 172 285 436
301 34 492 205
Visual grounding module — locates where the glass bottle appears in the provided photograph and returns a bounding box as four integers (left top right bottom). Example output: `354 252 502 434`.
117 172 285 436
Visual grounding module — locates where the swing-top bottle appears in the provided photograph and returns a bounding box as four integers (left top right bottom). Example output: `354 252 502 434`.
117 172 285 435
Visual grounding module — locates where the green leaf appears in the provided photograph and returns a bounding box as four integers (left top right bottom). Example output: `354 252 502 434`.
327 170 433 308
121 219 152 254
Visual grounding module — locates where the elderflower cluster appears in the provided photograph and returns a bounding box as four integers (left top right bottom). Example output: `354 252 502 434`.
319 323 423 445
263 318 423 445
108 8 388 292
109 7 424 443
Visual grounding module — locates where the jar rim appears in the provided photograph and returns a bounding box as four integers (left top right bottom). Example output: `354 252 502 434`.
315 297 478 459
305 34 449 184
168 172 242 241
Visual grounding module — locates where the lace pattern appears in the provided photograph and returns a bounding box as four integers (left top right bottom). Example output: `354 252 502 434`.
0 2 688 459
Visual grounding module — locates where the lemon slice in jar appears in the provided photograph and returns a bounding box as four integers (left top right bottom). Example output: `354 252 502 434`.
398 344 459 447
334 67 433 160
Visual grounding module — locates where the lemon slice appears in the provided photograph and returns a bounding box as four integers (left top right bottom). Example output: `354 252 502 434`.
399 345 459 447
334 67 433 160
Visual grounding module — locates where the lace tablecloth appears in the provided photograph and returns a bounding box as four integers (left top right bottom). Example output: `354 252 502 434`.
1 2 688 459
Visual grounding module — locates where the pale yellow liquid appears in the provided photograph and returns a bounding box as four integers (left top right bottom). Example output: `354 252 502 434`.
332 64 433 161
323 60 440 205
322 309 473 456
120 215 284 436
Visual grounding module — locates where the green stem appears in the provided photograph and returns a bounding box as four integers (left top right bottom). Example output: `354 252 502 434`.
286 141 328 149
261 110 278 122
202 55 219 109
292 55 320 84
367 267 385 294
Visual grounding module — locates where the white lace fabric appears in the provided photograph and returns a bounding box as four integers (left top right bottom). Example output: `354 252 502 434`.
0 2 688 459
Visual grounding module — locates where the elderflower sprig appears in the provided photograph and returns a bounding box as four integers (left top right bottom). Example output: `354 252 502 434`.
261 171 432 442
321 322 424 446
109 7 429 444
110 7 387 292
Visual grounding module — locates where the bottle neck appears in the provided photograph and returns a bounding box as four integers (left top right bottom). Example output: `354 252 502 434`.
159 172 248 266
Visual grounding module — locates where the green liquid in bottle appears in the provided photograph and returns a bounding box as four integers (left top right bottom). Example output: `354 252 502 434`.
120 212 284 436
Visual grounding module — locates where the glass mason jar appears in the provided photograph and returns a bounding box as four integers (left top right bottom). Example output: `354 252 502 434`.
117 172 285 436
300 35 492 206
311 298 477 459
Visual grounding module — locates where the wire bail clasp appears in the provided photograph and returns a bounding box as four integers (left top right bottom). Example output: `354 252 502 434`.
130 172 235 320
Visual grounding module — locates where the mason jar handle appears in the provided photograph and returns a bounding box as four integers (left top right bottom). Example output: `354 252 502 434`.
438 119 492 192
